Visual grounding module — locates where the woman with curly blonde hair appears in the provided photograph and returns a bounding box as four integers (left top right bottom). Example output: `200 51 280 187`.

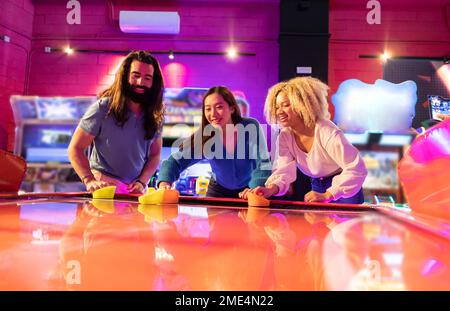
240 76 367 203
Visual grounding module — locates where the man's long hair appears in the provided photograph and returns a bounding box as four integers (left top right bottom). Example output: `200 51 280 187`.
98 50 164 140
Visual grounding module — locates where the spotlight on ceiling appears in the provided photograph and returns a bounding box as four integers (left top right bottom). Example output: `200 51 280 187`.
226 47 238 59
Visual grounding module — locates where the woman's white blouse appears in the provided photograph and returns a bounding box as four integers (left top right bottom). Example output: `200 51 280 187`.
266 119 368 200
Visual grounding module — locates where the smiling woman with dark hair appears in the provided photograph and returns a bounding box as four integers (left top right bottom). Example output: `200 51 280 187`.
157 86 271 198
68 50 165 194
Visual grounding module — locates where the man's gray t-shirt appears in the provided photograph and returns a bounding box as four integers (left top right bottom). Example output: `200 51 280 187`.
79 98 159 183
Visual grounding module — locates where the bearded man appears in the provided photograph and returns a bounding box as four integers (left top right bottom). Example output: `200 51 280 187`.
68 50 164 193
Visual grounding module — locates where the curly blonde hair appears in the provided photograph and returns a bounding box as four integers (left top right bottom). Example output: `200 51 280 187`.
264 76 330 128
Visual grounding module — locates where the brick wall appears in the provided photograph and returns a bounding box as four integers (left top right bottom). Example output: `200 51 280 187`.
0 0 34 151
6 0 450 152
28 0 279 126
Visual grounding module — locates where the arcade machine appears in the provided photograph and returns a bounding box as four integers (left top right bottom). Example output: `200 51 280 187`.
11 96 95 192
332 79 417 204
158 87 250 195
343 132 413 203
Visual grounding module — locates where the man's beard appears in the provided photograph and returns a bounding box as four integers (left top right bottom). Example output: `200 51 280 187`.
124 83 151 105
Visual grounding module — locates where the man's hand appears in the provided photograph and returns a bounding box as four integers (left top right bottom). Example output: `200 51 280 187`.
304 190 334 203
85 179 110 193
127 180 147 194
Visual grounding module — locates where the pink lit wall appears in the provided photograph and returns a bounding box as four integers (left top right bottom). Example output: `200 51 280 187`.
6 0 450 154
329 0 450 95
0 0 34 151
27 0 279 125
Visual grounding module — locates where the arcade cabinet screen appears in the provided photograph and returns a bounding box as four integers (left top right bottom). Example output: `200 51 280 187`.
163 87 249 124
21 124 77 163
361 151 399 190
11 96 95 120
428 95 450 121
379 134 413 146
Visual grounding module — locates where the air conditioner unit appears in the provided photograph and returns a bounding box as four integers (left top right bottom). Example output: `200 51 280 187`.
119 11 180 34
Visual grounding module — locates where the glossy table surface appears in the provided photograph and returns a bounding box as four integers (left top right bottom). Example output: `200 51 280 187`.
0 193 448 290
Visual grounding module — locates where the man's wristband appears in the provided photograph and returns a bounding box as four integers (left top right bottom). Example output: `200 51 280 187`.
82 174 95 184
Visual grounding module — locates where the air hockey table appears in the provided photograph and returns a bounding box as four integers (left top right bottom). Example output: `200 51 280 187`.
0 191 448 291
